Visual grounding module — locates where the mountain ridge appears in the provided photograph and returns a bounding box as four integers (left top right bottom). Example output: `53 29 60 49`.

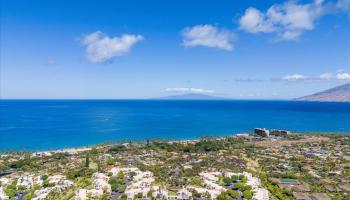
297 83 350 102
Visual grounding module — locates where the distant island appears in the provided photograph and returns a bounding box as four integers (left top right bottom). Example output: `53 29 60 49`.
297 83 350 102
158 93 226 100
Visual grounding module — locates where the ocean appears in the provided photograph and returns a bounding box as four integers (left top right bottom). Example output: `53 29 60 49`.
1 100 350 151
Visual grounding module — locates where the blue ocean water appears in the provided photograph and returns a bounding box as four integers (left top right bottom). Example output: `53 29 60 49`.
1 100 350 151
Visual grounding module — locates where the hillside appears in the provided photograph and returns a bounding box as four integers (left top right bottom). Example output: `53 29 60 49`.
298 83 350 102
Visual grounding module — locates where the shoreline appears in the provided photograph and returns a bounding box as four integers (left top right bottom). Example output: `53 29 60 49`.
1 131 348 155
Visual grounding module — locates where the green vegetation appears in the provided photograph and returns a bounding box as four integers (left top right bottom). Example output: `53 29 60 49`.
0 133 348 200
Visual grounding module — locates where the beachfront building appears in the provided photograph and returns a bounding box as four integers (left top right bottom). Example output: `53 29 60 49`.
254 128 270 137
270 129 291 136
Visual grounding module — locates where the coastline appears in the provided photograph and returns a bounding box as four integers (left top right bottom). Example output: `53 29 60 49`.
1 128 349 154
15 131 349 155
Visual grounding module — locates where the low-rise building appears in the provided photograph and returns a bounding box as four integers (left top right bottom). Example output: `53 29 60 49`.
254 128 270 137
151 185 168 199
270 129 291 136
32 188 51 200
74 172 111 200
310 193 331 200
176 187 192 199
0 177 10 187
17 174 42 189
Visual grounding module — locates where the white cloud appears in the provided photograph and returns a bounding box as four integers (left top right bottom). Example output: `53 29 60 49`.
282 74 306 80
239 0 325 40
336 72 350 80
182 24 236 50
166 87 215 93
82 31 143 63
318 72 350 80
239 7 275 33
282 71 350 81
319 72 333 80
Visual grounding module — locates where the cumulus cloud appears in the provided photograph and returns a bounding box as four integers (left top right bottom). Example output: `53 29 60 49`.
239 0 325 40
82 31 143 63
166 87 215 93
319 72 350 80
336 72 350 80
282 74 306 80
239 7 275 33
182 24 236 50
281 71 350 81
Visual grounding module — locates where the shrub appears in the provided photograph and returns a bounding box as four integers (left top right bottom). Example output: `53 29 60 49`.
223 177 232 186
243 190 253 200
233 182 245 190
217 193 234 200
108 145 126 153
109 178 119 191
4 188 15 198
243 185 252 191
23 191 34 200
227 189 239 198
43 179 50 188
17 185 26 191
41 174 48 180
33 184 41 190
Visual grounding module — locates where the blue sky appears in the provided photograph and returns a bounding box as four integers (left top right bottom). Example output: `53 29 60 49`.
1 0 349 99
